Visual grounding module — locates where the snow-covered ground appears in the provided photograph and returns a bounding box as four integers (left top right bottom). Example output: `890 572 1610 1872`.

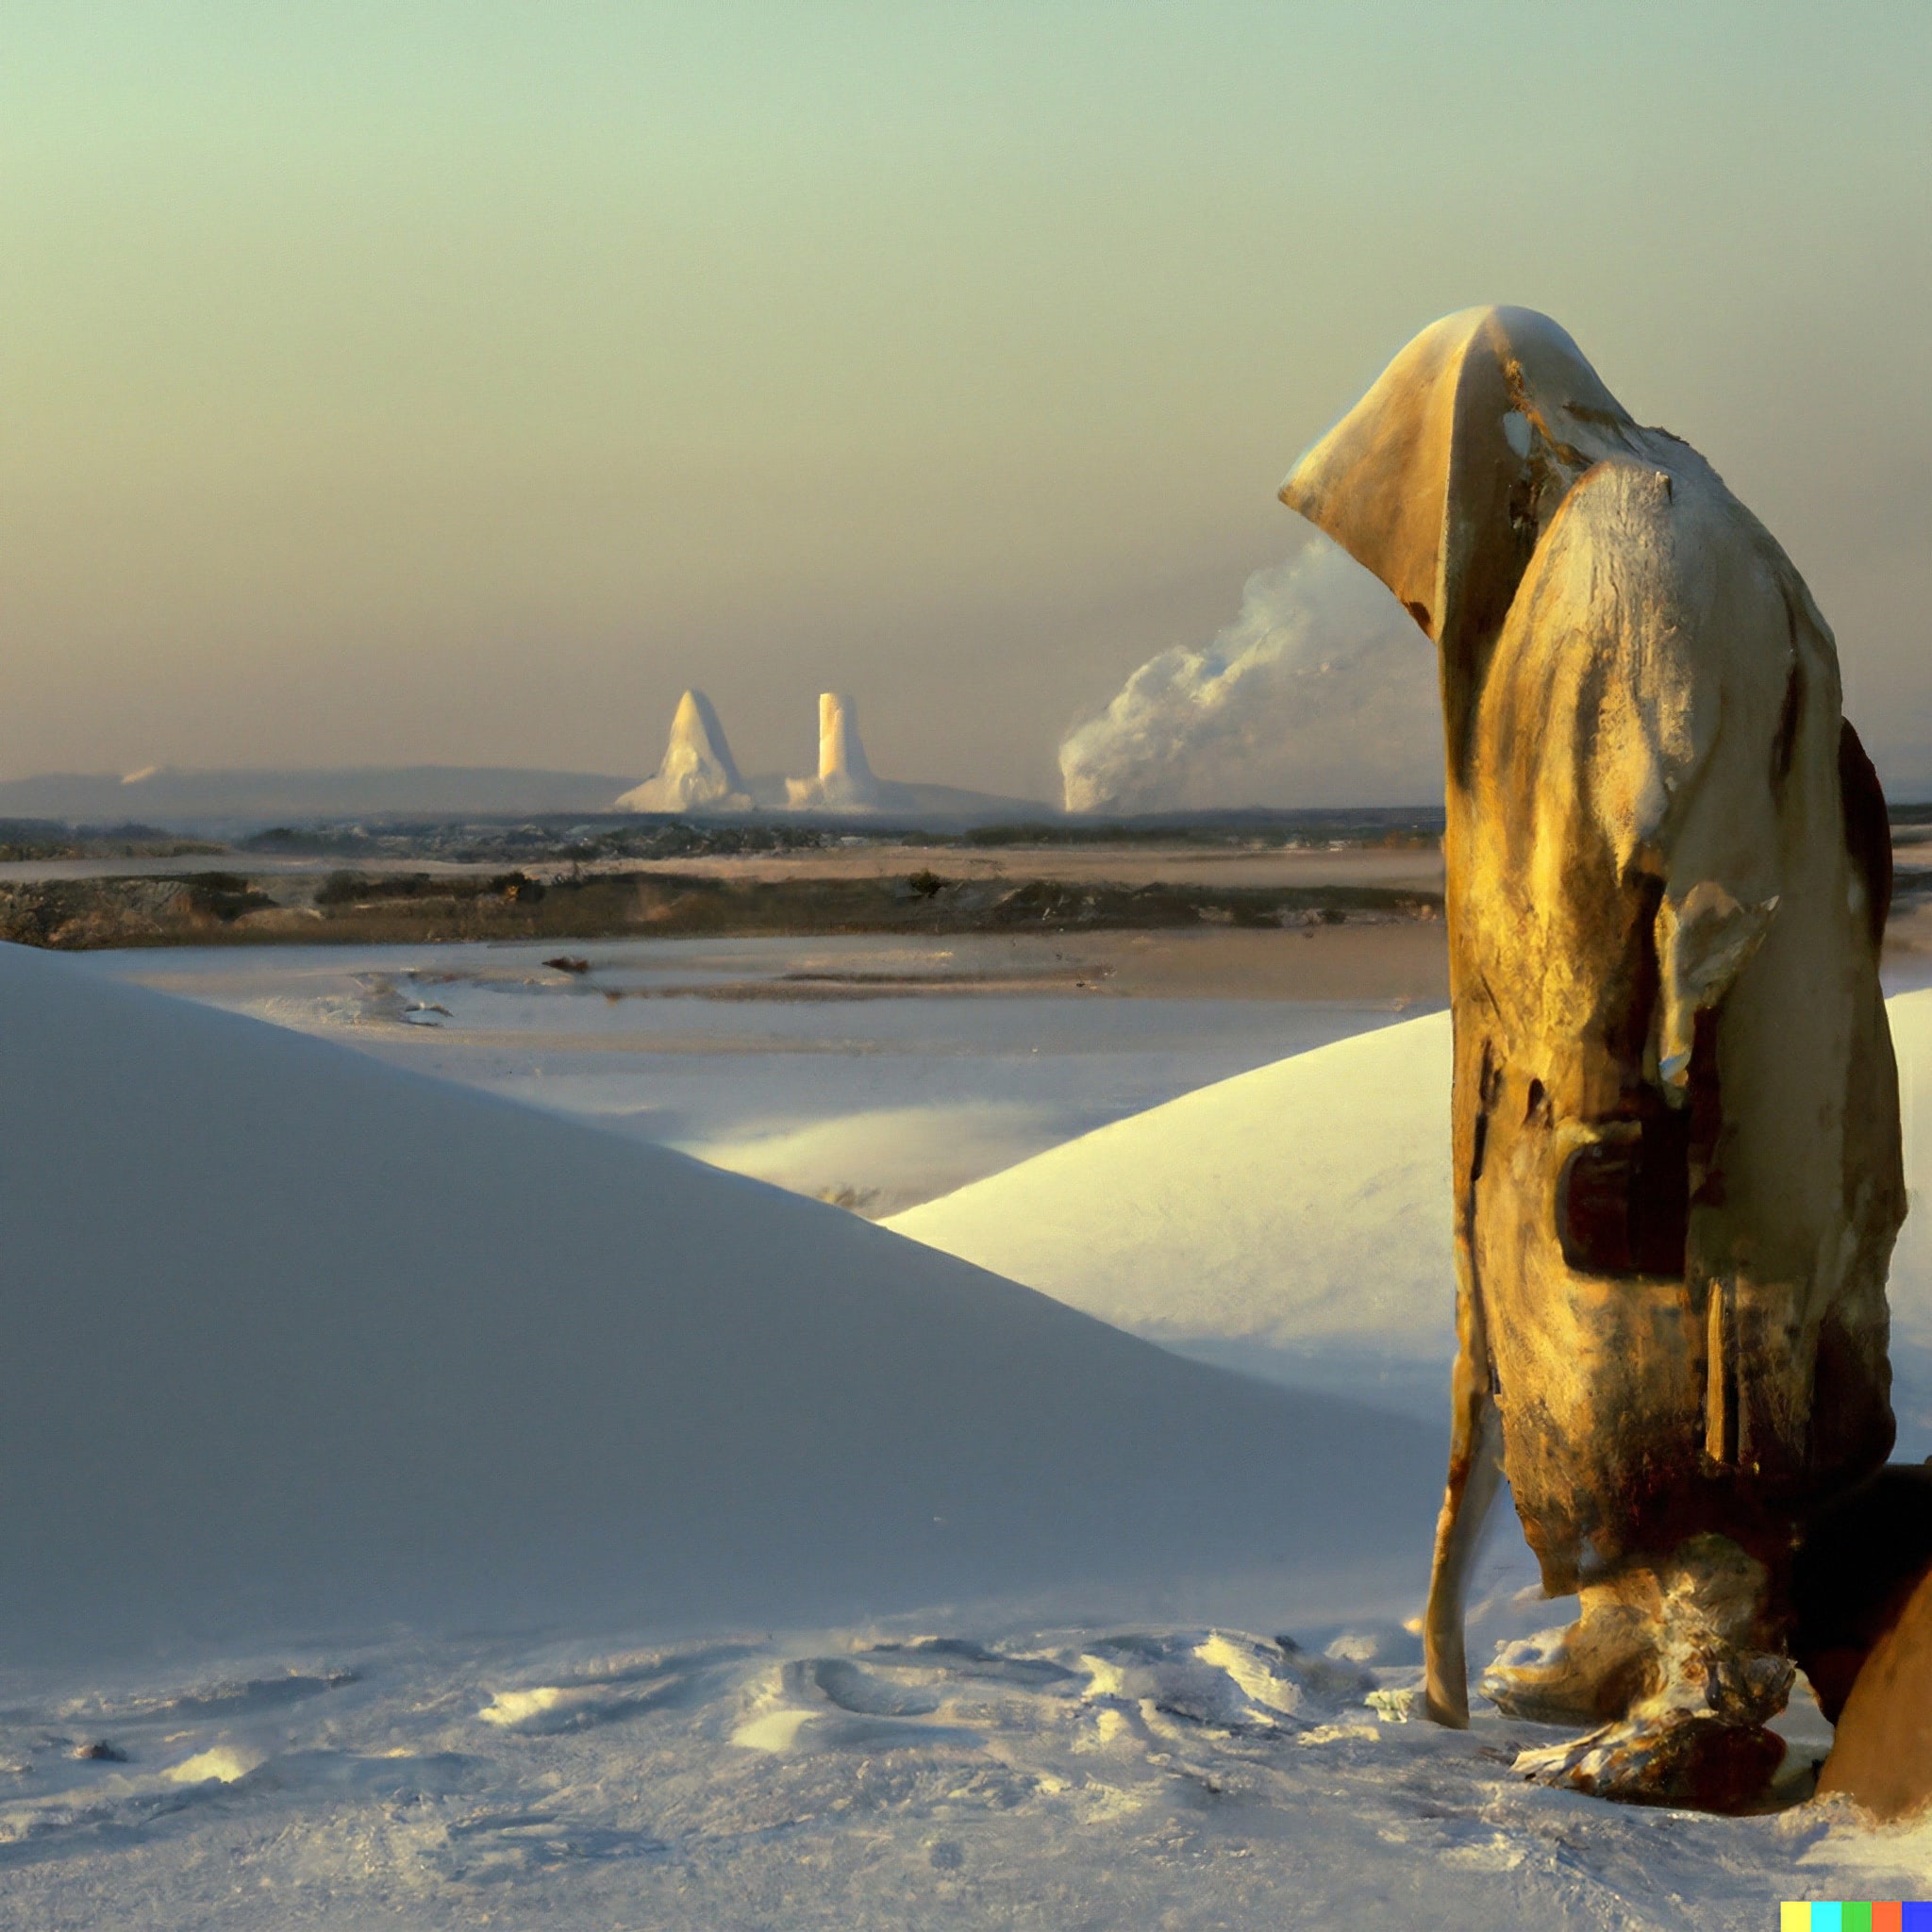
7 939 1930 1925
5 1616 1923 1931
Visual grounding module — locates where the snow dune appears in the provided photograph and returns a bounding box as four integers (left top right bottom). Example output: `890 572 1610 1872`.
889 997 1932 1438
0 942 1441 1665
888 1012 1457 1416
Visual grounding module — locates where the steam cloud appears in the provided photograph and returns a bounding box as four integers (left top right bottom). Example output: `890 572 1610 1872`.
1058 542 1442 813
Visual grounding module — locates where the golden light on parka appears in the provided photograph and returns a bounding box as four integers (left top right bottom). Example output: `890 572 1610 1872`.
1281 308 1904 1808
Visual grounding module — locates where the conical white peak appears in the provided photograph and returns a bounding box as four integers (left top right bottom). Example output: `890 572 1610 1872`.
615 689 751 812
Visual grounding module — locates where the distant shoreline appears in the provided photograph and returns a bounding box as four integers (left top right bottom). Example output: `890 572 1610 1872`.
9 802 1932 960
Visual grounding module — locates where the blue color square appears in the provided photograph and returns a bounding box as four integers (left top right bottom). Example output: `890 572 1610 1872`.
1900 1905 1932 1931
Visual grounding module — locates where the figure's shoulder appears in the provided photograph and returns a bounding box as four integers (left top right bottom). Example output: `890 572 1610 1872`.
1504 460 1700 639
1519 448 1797 640
1539 443 1799 596
1498 446 1834 740
1543 451 1722 547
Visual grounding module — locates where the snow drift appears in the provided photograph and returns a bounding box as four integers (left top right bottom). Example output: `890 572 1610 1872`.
890 997 1932 1439
1058 542 1442 813
888 1011 1457 1415
0 942 1441 1665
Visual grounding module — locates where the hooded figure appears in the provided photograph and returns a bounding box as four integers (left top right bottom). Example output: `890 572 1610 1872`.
1281 308 1902 1806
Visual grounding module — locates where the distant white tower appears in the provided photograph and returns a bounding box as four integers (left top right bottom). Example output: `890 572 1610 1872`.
786 692 882 810
615 690 752 812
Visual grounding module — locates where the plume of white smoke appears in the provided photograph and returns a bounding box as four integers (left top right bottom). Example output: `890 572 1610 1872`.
1058 542 1443 813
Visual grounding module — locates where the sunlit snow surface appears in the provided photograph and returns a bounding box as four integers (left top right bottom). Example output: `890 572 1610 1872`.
890 998 1932 1448
16 941 1932 1926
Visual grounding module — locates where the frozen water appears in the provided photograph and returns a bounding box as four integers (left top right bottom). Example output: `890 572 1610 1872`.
86 936 1422 1213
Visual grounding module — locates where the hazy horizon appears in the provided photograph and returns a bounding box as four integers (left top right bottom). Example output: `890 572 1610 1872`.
7 4 1928 802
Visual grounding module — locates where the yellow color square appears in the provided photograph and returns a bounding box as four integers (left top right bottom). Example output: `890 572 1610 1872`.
1783 1907 1812 1932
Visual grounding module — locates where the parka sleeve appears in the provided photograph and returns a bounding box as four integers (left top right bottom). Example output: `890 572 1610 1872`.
1555 463 1797 1102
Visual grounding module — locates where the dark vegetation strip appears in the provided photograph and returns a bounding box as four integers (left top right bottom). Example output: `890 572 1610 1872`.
0 818 226 862
231 806 1450 866
0 868 1441 952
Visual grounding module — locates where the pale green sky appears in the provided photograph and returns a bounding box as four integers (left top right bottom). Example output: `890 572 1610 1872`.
5 3 1928 797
